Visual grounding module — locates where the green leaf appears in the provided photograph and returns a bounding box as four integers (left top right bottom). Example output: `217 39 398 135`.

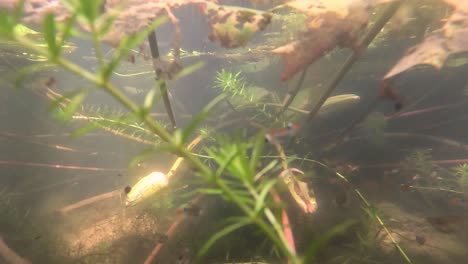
71 123 99 138
249 133 265 172
79 0 102 23
214 148 239 179
51 90 87 121
0 10 16 39
14 64 56 88
303 220 357 263
254 179 277 213
143 84 160 110
182 93 227 143
43 14 59 59
57 13 77 49
198 218 251 257
101 16 167 81
253 159 278 182
98 14 118 37
173 61 204 79
129 147 159 168
197 188 223 195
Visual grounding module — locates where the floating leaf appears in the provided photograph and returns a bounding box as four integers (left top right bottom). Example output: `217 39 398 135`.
272 0 373 81
384 5 468 79
200 3 272 48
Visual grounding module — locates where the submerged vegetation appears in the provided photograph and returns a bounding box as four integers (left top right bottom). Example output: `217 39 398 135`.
1 0 468 264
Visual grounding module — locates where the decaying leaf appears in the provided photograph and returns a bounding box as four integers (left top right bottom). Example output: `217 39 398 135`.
279 168 317 214
384 2 468 79
272 0 374 81
0 0 270 50
200 3 272 48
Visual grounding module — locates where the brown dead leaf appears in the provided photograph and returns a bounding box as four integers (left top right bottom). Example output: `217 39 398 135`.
272 0 374 81
200 3 272 48
443 0 468 13
384 7 468 79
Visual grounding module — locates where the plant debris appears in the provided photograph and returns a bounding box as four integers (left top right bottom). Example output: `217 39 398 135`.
384 0 468 79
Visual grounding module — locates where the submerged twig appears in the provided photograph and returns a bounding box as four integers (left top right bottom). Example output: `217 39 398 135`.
281 69 308 115
148 31 177 129
350 132 468 152
58 190 121 215
306 2 402 122
334 172 413 264
0 236 32 264
144 194 204 264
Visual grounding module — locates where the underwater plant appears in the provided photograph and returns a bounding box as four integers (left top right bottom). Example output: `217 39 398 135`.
5 0 468 263
361 112 387 147
214 69 255 101
453 163 468 194
404 149 433 175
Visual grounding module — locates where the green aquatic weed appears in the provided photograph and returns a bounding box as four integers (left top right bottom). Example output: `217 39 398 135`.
404 149 433 174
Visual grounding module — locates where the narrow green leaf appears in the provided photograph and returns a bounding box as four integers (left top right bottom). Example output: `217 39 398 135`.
0 11 15 39
98 14 118 36
173 61 204 79
79 0 101 23
253 160 278 182
197 188 223 195
52 91 87 121
198 219 251 257
129 147 158 168
58 13 77 48
250 134 265 172
143 85 159 110
43 14 59 59
254 179 277 213
182 94 227 143
303 220 357 263
14 63 56 88
71 123 99 138
101 16 167 81
214 148 238 179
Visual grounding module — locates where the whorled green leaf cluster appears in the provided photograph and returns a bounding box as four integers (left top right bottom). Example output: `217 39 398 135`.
404 148 433 175
214 69 255 102
453 163 468 194
0 1 303 263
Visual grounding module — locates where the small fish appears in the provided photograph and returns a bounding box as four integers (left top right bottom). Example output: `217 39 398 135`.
265 122 301 143
177 204 201 216
125 171 169 206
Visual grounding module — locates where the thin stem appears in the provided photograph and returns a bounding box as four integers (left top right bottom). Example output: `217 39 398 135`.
148 31 177 129
215 179 299 263
306 1 402 122
281 69 307 115
15 35 211 177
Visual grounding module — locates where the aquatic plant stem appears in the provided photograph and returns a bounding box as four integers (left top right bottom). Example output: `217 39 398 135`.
148 31 177 129
335 172 413 264
14 35 212 178
214 178 300 263
281 69 307 115
0 236 31 264
305 1 402 122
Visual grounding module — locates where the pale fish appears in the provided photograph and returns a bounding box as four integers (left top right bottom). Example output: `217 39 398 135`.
125 171 169 206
